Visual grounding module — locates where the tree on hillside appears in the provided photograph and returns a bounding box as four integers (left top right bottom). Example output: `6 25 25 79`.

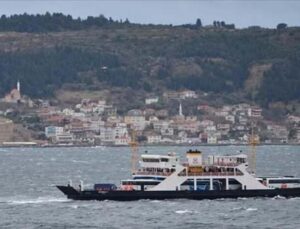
196 18 202 27
277 23 287 30
0 13 119 32
124 18 130 24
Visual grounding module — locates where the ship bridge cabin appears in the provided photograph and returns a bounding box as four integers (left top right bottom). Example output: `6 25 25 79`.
122 153 179 191
181 151 247 176
207 154 247 167
137 153 179 175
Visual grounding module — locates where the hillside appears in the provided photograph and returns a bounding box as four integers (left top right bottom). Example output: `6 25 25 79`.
0 13 300 108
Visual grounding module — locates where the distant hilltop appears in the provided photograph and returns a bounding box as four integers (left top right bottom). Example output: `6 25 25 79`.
0 13 289 32
0 13 299 109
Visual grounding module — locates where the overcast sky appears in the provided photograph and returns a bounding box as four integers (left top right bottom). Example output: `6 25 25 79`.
0 0 299 28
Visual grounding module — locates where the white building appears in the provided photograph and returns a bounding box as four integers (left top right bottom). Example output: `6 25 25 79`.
266 124 289 141
107 116 123 124
114 123 131 146
161 128 174 136
72 112 86 118
115 123 129 139
222 105 233 112
238 116 248 125
235 125 246 131
147 135 162 144
153 121 170 130
149 116 159 122
287 115 300 124
124 115 146 131
217 123 231 135
178 131 188 141
175 121 200 133
248 107 262 118
185 116 197 121
225 115 235 123
99 123 130 145
199 120 215 128
115 136 131 146
215 110 229 117
62 108 75 116
205 125 217 132
45 126 64 138
99 126 115 143
180 90 198 99
89 120 105 133
207 135 218 144
145 97 159 105
54 133 74 144
217 123 230 130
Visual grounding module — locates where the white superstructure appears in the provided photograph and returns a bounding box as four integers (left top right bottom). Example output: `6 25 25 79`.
121 150 297 191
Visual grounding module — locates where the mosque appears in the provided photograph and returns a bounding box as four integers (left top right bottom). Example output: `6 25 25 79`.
3 81 22 103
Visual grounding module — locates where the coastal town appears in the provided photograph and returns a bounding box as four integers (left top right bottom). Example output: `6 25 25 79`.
0 81 300 147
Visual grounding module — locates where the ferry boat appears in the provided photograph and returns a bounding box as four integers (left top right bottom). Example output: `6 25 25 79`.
56 149 300 201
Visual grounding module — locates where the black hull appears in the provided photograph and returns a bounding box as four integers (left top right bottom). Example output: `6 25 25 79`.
57 186 300 201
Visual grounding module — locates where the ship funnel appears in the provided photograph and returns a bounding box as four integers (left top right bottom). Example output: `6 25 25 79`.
186 150 202 166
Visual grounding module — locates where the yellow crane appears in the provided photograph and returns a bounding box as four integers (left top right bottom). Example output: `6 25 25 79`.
129 130 138 175
249 122 259 174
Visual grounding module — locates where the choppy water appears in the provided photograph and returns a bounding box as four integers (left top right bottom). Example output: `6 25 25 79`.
0 145 299 229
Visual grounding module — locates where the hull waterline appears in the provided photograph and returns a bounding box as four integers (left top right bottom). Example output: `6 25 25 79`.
57 186 300 201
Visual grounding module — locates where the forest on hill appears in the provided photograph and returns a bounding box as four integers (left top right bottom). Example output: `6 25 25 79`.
0 13 299 107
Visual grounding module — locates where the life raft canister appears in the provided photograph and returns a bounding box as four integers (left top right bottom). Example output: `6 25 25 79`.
122 184 134 191
281 183 287 189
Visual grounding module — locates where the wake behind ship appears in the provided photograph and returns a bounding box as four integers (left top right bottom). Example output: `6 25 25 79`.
57 150 300 201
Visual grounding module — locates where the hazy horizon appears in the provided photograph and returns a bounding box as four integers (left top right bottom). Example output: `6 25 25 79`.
0 0 300 28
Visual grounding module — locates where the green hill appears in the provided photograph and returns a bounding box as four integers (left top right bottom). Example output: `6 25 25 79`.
0 13 299 107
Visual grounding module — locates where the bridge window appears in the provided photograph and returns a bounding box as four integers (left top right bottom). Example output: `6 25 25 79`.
269 179 300 184
143 158 160 163
237 158 246 163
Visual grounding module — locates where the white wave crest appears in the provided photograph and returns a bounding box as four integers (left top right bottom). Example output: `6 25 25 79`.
246 208 258 211
7 196 71 205
272 195 286 200
71 160 89 164
151 200 162 203
175 209 192 214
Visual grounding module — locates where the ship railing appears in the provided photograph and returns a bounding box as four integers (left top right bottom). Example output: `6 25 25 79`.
182 162 241 167
211 162 240 167
134 171 173 176
178 171 243 177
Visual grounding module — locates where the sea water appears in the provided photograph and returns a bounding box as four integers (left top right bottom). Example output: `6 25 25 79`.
0 145 299 228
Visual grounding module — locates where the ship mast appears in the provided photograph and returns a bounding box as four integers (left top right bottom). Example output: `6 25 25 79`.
129 130 138 175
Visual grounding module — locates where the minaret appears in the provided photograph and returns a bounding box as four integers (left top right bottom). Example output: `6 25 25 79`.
179 102 183 116
17 80 20 93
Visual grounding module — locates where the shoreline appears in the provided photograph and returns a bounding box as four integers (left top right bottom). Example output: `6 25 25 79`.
0 143 299 148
